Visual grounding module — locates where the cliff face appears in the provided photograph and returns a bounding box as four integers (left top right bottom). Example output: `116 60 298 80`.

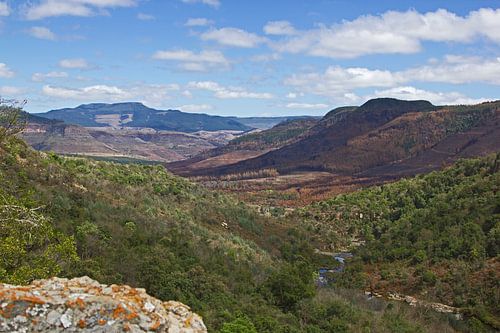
0 277 207 333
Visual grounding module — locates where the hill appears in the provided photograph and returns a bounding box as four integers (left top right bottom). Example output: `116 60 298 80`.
0 130 471 332
168 118 318 174
22 112 239 162
229 115 320 130
35 102 252 132
298 154 500 330
181 99 499 178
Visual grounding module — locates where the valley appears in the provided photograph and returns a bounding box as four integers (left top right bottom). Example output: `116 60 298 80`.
3 2 500 332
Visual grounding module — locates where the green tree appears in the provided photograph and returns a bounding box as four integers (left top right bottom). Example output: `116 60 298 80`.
0 99 26 144
219 317 258 333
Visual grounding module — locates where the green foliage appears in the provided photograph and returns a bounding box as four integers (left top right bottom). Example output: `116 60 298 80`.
0 192 79 284
301 153 500 328
219 316 258 333
0 136 486 332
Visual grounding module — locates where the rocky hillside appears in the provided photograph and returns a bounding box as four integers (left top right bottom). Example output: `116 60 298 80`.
168 118 318 174
0 276 206 332
184 98 500 178
22 113 240 162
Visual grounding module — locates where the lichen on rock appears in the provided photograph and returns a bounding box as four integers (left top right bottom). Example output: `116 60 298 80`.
0 276 207 332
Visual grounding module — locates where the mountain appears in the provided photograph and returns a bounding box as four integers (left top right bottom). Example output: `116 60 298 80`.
229 115 321 130
22 112 241 162
167 118 319 173
178 98 500 178
36 102 252 132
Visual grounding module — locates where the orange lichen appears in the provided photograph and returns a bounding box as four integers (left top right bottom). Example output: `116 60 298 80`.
78 319 87 328
98 318 107 326
150 320 161 330
75 297 86 309
125 311 139 321
185 314 193 327
113 304 126 319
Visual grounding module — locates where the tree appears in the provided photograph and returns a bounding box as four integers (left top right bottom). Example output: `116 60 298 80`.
219 317 257 333
0 193 79 284
0 99 26 144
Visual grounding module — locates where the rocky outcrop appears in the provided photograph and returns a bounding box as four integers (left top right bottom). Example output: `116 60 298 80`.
0 276 207 332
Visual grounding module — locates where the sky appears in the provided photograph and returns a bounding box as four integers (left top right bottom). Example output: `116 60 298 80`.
0 0 500 116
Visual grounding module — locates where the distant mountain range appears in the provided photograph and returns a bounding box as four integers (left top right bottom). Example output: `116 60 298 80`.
34 102 316 132
24 102 318 162
169 98 500 179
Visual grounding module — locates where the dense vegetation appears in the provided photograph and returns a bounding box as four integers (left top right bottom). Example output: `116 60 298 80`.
301 154 500 330
2 103 497 332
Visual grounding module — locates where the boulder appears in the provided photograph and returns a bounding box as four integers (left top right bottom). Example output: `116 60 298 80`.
0 276 207 332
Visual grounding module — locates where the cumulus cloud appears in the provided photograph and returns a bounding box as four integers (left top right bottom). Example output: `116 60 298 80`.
42 83 179 108
152 49 229 71
0 2 10 16
29 26 57 40
251 53 281 62
367 86 490 105
285 102 329 109
59 58 89 69
181 0 220 8
264 21 296 36
176 104 213 113
24 0 137 20
0 63 14 78
285 66 398 99
201 27 267 48
185 17 213 27
285 56 500 101
403 55 500 85
137 13 154 20
0 86 23 96
270 8 500 58
32 71 68 82
187 81 273 99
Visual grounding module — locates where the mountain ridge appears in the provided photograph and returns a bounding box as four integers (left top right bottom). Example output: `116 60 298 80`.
169 98 499 179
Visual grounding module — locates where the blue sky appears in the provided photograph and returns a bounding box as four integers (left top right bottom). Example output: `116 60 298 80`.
0 0 499 116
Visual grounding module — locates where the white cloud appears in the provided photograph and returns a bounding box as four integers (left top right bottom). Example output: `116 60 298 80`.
367 86 490 105
24 0 137 20
42 83 179 108
59 58 89 69
32 71 68 82
137 13 154 20
29 26 57 40
285 66 398 99
271 8 500 58
181 0 220 8
403 56 500 85
251 53 281 62
185 17 213 27
177 104 213 112
264 21 296 36
285 102 329 109
188 81 273 99
0 2 10 16
152 49 229 71
0 63 14 78
0 86 23 96
201 27 267 48
285 56 500 101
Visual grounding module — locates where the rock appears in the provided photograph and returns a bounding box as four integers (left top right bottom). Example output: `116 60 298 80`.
0 277 207 332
